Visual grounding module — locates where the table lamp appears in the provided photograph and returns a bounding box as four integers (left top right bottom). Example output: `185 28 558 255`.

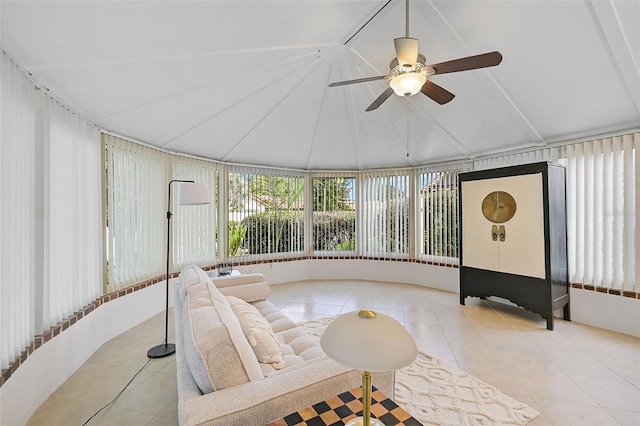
320 310 417 426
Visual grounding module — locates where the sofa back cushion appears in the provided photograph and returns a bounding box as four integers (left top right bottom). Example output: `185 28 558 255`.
213 273 271 302
178 264 211 305
182 280 263 394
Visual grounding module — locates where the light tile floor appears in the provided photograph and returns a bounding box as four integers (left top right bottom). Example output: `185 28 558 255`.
27 280 640 425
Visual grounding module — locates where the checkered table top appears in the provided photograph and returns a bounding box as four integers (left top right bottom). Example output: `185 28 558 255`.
267 386 423 426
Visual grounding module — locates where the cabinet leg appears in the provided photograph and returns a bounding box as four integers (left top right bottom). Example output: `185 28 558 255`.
546 317 554 331
460 294 466 305
563 303 571 321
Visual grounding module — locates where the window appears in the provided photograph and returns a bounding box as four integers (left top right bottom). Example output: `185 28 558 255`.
312 175 356 253
104 135 166 288
229 167 304 259
566 134 637 291
360 170 411 258
104 135 218 289
419 169 460 263
172 158 218 269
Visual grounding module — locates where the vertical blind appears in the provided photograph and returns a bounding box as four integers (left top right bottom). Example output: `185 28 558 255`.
43 97 103 329
228 166 305 260
1 52 37 370
172 158 218 268
104 135 218 289
359 170 411 258
1 50 102 370
566 133 637 291
473 147 563 171
104 135 166 289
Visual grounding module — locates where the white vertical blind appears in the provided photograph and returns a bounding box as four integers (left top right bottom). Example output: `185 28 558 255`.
43 96 103 328
1 50 103 370
0 52 36 370
359 170 410 258
104 135 166 289
417 166 465 263
473 147 563 171
172 158 218 269
105 136 220 287
566 133 637 290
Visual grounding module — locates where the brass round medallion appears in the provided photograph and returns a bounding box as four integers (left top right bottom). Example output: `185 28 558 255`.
481 191 517 223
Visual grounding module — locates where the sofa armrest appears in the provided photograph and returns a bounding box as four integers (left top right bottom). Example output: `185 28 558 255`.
212 273 271 302
178 357 394 426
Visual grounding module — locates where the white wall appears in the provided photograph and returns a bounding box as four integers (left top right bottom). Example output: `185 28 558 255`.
239 259 459 293
0 278 176 426
570 288 640 337
1 261 637 424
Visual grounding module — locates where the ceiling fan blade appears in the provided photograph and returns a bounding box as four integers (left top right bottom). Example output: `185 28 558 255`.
394 37 419 68
328 75 390 87
366 87 395 111
429 51 503 75
420 80 455 105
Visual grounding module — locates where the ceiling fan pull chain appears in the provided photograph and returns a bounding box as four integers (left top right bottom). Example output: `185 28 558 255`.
406 98 410 157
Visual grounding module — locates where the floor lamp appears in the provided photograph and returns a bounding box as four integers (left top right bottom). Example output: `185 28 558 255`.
320 310 417 426
147 180 211 359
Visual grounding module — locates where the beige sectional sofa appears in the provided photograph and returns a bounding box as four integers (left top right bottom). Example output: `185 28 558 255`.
174 265 394 426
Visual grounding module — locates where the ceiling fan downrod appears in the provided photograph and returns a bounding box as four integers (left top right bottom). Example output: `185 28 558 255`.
405 0 410 38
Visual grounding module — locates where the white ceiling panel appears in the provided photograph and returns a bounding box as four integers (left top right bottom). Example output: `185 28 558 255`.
2 0 638 170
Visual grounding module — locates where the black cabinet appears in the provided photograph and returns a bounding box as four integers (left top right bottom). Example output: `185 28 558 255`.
459 162 570 330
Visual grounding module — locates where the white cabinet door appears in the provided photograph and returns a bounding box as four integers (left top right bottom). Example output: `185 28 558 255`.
461 173 546 279
497 173 545 279
461 178 500 272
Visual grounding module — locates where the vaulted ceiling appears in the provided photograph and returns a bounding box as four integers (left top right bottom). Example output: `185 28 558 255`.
2 1 639 170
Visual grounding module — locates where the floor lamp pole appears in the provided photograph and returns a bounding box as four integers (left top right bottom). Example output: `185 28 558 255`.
147 179 194 359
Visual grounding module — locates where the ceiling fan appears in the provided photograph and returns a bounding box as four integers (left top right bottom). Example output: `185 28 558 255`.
328 0 503 111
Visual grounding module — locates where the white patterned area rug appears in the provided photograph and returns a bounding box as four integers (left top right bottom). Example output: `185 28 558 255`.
300 317 539 426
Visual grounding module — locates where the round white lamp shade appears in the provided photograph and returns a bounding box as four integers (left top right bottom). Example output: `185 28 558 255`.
389 72 427 97
320 310 417 373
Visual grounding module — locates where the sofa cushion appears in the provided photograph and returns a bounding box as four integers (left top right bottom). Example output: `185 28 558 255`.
182 280 263 393
178 264 212 305
251 300 299 333
247 299 327 376
226 296 286 369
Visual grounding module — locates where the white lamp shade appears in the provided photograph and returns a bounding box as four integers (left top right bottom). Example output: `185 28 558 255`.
320 311 417 372
389 72 427 97
179 182 211 205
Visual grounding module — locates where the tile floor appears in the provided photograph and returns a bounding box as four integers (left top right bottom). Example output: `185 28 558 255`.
27 279 640 426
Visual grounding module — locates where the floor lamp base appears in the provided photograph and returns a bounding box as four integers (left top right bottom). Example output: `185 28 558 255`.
147 343 176 359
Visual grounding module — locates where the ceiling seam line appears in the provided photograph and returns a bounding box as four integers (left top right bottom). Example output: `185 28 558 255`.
159 56 319 148
343 66 363 171
586 0 640 115
305 63 334 170
100 50 320 121
422 0 546 147
222 60 326 162
24 43 337 73
409 99 471 157
342 0 394 45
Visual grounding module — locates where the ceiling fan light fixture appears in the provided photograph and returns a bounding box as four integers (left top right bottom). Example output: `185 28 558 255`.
390 72 427 97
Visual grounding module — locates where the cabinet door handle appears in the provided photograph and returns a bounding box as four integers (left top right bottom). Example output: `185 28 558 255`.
491 225 498 241
499 225 506 242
